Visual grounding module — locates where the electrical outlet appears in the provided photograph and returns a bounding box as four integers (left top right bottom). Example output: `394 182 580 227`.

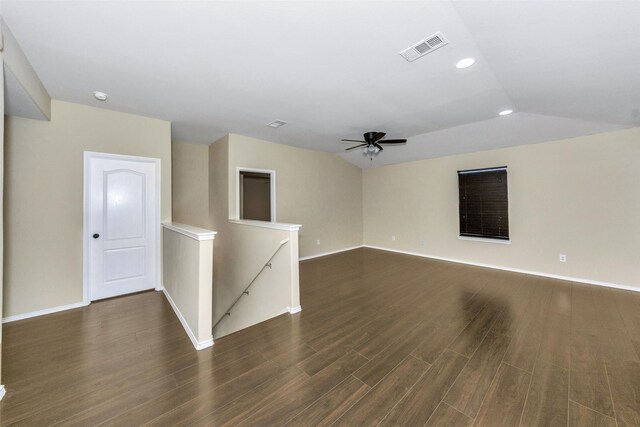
391 235 396 241
559 254 567 263
420 239 426 247
316 240 320 245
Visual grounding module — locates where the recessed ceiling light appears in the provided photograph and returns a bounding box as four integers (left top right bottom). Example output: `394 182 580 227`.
499 109 513 116
267 120 287 128
455 58 475 69
93 91 108 101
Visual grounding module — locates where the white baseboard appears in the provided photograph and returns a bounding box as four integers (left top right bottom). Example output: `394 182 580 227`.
0 385 6 400
363 245 640 293
2 301 90 323
288 305 302 314
278 305 302 316
299 245 364 261
162 289 214 351
194 337 214 351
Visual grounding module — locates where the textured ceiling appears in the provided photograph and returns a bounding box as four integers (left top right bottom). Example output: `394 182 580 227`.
1 1 638 168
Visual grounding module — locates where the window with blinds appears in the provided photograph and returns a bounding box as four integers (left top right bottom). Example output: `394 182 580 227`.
458 167 509 240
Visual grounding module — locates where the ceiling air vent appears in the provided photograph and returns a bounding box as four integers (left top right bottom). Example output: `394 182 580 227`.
399 32 448 62
267 120 287 128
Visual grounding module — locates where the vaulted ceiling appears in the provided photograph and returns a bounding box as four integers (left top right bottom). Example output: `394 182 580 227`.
2 1 639 168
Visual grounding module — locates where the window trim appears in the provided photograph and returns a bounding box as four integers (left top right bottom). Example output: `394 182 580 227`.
458 166 509 241
458 236 511 244
457 166 507 175
235 167 276 222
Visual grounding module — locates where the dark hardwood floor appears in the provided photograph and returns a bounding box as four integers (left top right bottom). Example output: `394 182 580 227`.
2 247 640 426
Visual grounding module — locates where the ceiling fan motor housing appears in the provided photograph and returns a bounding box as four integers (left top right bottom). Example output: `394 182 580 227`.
364 131 385 143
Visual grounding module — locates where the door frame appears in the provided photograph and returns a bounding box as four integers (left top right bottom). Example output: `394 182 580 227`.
235 166 276 222
83 151 161 304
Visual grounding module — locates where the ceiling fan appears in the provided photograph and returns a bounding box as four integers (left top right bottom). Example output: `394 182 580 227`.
342 132 407 159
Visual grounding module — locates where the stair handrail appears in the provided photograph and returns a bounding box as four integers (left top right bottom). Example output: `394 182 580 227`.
212 237 290 333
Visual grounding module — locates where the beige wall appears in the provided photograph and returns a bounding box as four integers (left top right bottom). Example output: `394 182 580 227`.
4 100 171 317
228 134 363 258
0 54 5 386
172 141 209 229
208 135 229 233
363 127 640 289
174 134 363 259
208 136 231 330
207 136 300 338
0 18 51 120
213 223 299 338
162 226 213 346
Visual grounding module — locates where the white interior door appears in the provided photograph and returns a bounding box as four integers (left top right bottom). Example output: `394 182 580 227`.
85 152 160 301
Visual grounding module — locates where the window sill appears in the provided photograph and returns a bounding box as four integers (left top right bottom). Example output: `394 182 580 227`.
458 236 511 245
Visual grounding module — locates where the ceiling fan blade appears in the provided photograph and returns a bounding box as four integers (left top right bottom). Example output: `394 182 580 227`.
378 139 407 145
372 132 386 142
345 143 367 151
341 139 365 144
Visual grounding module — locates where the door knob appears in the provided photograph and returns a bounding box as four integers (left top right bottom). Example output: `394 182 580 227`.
93 233 100 239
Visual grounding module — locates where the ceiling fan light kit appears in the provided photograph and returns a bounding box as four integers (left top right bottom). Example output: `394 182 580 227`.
363 145 380 154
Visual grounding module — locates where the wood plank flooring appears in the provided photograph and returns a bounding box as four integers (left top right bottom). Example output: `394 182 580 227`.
2 247 640 426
